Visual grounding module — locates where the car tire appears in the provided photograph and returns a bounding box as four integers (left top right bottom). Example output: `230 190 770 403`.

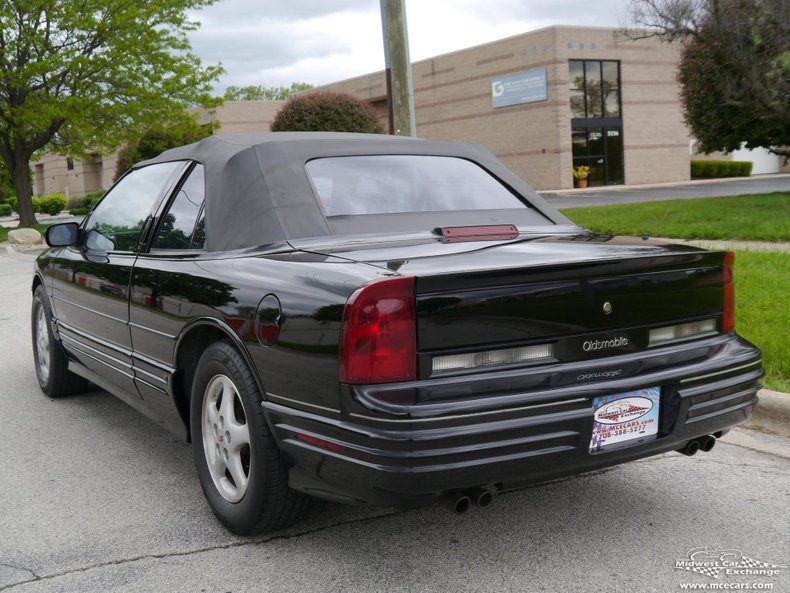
190 340 306 535
31 285 89 398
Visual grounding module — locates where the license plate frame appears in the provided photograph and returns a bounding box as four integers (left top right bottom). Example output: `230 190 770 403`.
589 386 661 453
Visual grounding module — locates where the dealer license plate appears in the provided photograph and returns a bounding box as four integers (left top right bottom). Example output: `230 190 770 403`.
589 386 661 453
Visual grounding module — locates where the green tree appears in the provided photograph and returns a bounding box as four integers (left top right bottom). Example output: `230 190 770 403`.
114 119 214 181
627 0 789 158
0 162 14 200
0 0 222 227
223 82 314 101
271 91 384 134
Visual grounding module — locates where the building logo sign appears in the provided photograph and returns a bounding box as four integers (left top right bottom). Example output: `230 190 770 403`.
491 67 548 108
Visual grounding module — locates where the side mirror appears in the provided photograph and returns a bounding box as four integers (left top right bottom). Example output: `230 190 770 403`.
45 222 79 247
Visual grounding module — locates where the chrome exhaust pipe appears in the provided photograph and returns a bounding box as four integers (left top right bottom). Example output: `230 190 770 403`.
441 493 472 514
699 435 716 453
468 487 493 508
677 439 700 456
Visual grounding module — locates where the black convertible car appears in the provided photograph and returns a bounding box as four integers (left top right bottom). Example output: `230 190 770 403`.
32 132 762 534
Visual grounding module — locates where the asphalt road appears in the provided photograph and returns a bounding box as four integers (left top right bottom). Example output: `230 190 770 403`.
1 249 789 593
541 174 790 208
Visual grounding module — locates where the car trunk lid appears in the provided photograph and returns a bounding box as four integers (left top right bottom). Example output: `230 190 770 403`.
292 230 725 359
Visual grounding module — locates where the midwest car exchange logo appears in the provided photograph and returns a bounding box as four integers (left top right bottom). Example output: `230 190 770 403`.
675 547 785 579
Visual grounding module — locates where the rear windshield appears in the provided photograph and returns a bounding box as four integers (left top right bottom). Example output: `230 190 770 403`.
305 155 528 216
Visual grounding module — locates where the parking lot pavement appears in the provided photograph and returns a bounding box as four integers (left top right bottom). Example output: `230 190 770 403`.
2 250 789 593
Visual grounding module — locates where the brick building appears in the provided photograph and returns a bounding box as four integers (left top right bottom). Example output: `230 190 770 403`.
32 100 283 199
32 153 118 199
322 25 695 190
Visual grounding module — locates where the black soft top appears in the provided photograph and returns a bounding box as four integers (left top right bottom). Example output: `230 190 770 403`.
138 132 568 252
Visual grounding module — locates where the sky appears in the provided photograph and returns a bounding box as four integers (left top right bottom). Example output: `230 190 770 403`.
187 0 631 93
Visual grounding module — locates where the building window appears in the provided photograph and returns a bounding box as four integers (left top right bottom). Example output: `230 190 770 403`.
569 60 620 119
66 157 74 170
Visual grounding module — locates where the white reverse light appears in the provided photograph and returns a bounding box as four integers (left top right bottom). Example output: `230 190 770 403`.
432 343 554 374
649 319 717 346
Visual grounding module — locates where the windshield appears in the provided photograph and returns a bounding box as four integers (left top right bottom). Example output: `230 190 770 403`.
306 155 528 216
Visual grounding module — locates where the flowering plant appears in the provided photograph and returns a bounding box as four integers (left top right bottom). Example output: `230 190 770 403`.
572 165 590 180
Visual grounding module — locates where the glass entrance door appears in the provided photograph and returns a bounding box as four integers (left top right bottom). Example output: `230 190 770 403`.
569 59 624 187
572 126 623 186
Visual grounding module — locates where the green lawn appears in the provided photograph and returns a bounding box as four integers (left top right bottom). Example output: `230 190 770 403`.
560 192 790 241
734 250 790 393
0 224 49 243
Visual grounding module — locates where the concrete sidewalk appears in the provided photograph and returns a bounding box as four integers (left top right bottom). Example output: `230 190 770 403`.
655 238 790 253
745 390 790 439
0 211 84 228
542 173 790 208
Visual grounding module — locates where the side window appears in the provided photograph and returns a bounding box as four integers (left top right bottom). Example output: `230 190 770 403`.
83 162 182 252
152 164 206 250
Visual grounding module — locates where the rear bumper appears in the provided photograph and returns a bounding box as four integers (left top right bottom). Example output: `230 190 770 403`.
263 334 761 507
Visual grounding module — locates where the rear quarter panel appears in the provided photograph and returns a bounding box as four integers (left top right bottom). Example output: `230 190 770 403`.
129 250 386 414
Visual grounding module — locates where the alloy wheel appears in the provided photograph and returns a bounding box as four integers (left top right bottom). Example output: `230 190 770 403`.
35 305 50 383
201 374 252 503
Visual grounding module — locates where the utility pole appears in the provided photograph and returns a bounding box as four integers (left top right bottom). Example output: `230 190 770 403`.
380 0 416 136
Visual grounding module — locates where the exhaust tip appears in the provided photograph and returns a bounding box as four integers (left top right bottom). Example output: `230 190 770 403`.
677 439 700 456
699 435 716 453
455 495 472 514
469 487 493 508
440 493 472 514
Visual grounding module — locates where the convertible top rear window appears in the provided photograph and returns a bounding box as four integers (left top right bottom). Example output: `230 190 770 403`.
306 155 528 216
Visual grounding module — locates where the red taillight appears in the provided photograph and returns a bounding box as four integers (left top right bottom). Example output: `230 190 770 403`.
723 251 735 332
339 276 417 384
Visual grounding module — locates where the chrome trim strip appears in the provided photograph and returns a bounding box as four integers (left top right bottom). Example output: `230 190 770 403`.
686 397 757 424
679 360 763 384
61 339 135 379
266 392 341 414
680 369 763 399
53 295 127 325
134 365 168 385
131 351 175 375
349 397 590 424
283 438 573 471
58 321 133 358
277 423 578 458
60 334 132 370
688 387 756 412
134 376 167 394
59 317 175 379
129 321 177 339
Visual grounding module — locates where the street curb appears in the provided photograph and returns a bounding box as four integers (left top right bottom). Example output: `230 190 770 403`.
745 389 790 438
